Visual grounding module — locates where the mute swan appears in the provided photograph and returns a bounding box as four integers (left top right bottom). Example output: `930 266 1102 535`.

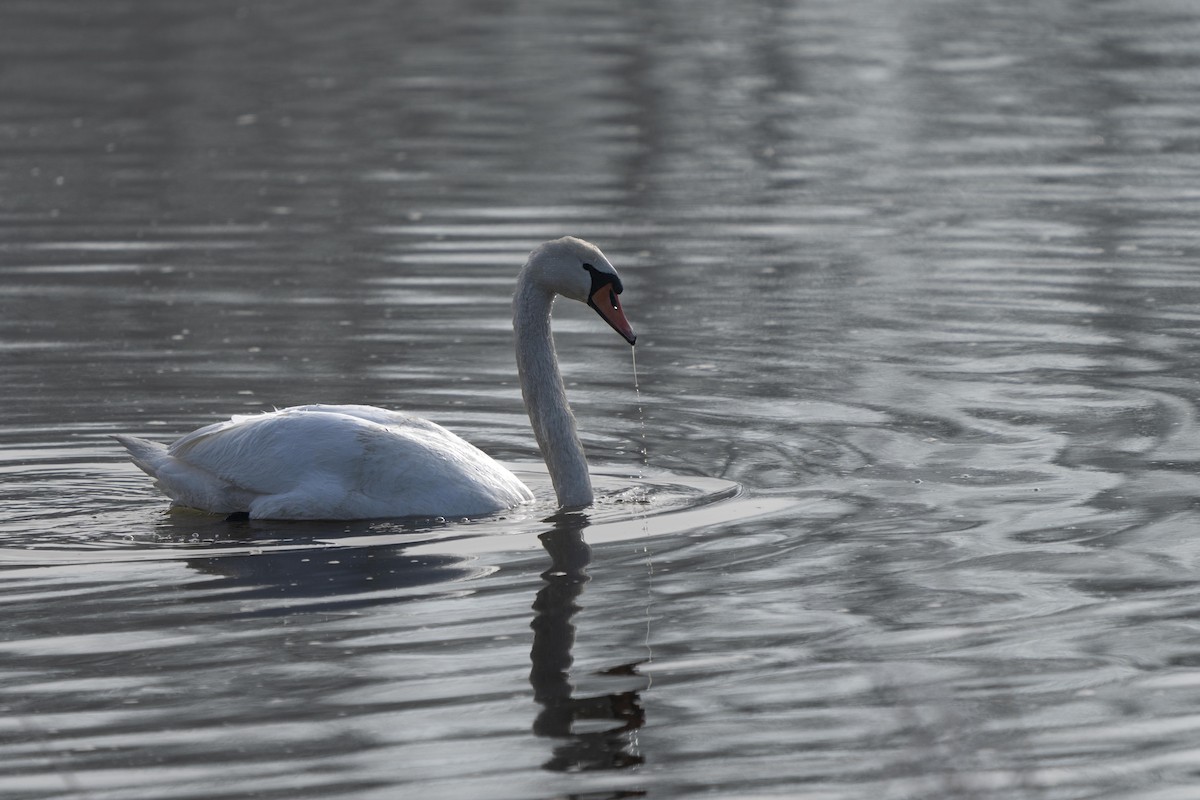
115 236 636 520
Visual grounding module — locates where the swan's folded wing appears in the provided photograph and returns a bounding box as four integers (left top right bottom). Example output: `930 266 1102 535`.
167 409 380 497
160 405 531 518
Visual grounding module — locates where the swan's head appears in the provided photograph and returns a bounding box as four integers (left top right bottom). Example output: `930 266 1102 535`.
526 236 637 345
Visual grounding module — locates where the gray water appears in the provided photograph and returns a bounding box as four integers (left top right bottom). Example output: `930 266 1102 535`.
4 1 1200 798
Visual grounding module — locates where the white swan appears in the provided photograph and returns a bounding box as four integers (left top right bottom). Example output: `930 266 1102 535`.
115 236 636 520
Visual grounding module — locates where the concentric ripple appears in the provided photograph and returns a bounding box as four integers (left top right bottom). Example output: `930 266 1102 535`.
0 454 794 566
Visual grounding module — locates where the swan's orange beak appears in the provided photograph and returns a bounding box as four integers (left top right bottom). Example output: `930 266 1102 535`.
588 285 637 346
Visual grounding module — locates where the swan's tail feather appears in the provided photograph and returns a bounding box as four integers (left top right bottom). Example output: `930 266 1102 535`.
114 433 255 515
112 434 170 478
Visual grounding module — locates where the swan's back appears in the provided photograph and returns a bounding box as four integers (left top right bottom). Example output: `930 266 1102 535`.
117 405 533 520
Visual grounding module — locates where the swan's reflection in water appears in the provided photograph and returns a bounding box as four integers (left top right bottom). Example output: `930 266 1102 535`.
176 512 648 777
531 513 647 773
179 518 479 614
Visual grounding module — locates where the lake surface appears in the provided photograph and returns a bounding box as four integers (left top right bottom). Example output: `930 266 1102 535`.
4 0 1200 797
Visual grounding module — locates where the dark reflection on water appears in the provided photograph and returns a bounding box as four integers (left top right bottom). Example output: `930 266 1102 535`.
187 544 476 616
4 0 1200 797
531 515 647 775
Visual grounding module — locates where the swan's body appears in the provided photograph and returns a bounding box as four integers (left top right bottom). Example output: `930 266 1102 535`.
114 405 534 519
116 237 636 520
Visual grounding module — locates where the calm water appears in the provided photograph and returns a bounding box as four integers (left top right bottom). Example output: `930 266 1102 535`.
4 0 1200 797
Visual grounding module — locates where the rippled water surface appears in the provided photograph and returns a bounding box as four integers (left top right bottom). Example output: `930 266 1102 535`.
5 1 1200 797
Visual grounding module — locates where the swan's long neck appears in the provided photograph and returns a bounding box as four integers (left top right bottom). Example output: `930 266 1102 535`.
513 271 594 508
